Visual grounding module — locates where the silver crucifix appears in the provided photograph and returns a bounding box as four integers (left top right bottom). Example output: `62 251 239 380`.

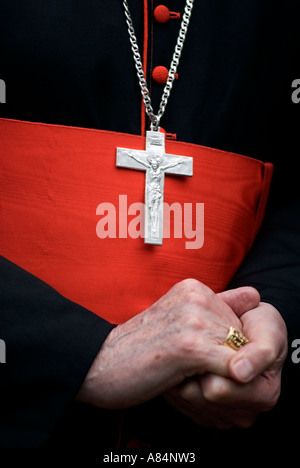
116 130 193 245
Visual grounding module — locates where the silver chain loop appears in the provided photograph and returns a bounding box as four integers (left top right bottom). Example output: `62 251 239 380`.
122 0 194 131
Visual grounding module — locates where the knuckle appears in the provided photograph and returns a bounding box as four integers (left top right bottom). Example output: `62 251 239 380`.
195 292 211 310
175 278 200 291
177 333 197 355
185 291 212 312
175 278 213 297
182 310 204 330
238 287 260 306
181 278 200 288
179 381 201 403
175 332 203 362
202 377 228 403
172 280 215 313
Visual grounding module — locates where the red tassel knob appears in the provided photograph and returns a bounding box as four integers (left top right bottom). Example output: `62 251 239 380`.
152 66 178 84
154 5 180 23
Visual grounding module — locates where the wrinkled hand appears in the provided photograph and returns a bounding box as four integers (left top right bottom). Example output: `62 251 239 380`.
164 293 288 429
77 280 258 409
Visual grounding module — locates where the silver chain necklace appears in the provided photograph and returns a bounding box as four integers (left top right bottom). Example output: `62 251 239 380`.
116 1 194 246
122 0 194 131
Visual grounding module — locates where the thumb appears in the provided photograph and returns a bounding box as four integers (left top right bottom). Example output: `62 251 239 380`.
228 302 287 383
217 287 260 317
228 342 274 384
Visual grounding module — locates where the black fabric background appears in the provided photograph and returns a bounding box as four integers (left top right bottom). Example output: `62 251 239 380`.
0 0 299 453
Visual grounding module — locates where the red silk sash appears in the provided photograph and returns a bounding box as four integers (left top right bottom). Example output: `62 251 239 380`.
0 118 273 324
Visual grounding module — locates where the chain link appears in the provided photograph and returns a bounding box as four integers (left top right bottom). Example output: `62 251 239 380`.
122 0 194 130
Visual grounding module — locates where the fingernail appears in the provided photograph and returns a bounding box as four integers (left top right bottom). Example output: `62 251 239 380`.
232 358 254 382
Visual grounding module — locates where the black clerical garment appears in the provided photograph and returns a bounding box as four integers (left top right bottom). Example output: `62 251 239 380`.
0 0 299 452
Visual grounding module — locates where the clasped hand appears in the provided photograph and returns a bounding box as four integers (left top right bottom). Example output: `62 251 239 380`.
77 279 288 429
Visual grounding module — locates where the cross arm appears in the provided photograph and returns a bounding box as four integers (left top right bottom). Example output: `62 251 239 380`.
116 148 149 171
163 154 193 177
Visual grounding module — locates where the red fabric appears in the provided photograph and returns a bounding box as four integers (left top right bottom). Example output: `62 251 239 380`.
0 118 273 324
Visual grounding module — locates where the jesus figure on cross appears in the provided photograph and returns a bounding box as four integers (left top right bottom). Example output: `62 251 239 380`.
126 150 184 238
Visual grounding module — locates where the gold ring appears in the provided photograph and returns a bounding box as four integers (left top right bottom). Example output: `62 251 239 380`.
224 327 249 351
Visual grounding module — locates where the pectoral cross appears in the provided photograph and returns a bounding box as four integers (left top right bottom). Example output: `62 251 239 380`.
116 130 193 245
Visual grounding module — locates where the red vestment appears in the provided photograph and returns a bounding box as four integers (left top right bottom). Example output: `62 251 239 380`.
0 118 273 324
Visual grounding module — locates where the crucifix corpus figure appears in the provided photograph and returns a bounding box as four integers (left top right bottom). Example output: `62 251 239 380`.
116 130 193 245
